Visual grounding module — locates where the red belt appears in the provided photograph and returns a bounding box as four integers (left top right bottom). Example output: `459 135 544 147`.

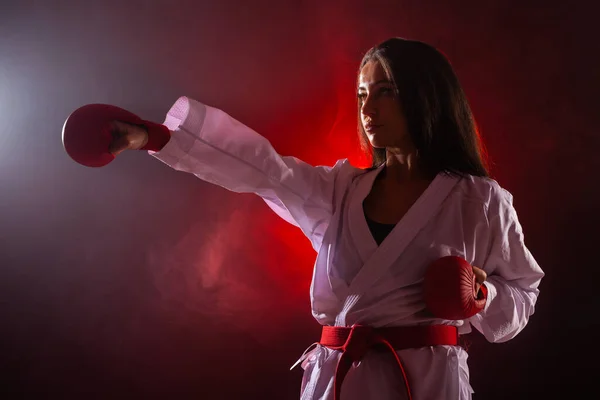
319 324 459 400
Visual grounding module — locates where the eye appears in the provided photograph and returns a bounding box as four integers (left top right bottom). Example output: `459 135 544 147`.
357 92 367 100
379 87 393 95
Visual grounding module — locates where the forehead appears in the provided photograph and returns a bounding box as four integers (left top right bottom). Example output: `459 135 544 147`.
359 60 389 87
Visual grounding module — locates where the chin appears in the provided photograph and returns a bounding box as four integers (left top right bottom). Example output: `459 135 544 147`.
367 131 394 149
367 137 388 149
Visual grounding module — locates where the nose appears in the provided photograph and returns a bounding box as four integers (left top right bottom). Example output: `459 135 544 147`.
361 94 376 119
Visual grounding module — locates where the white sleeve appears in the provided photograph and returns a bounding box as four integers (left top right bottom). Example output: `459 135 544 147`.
468 191 545 343
149 96 350 251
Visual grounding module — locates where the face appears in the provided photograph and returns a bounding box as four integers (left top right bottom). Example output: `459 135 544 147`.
358 60 410 149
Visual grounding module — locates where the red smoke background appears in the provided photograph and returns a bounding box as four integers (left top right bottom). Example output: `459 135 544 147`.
0 0 598 398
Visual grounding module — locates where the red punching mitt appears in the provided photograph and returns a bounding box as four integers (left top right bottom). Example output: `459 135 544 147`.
424 256 487 320
62 104 170 167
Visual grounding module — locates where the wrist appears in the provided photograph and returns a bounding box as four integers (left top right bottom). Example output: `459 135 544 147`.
477 283 488 301
140 120 171 151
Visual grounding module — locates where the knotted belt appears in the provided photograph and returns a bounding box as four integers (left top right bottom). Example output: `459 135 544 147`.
319 324 459 400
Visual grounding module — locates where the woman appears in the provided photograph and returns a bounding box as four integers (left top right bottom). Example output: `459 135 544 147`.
109 38 544 399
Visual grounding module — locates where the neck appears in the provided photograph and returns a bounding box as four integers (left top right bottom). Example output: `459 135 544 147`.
382 148 432 184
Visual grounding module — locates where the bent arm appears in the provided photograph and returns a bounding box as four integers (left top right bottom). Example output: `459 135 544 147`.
469 193 544 343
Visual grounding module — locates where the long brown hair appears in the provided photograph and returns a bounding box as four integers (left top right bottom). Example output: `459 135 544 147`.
358 38 489 177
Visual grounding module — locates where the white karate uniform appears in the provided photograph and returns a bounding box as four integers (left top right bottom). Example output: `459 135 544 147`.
149 96 544 399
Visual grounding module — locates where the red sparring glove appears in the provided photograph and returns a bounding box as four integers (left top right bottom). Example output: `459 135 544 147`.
62 104 171 167
424 256 488 320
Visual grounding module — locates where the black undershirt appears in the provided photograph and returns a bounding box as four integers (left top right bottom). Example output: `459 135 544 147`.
365 215 396 245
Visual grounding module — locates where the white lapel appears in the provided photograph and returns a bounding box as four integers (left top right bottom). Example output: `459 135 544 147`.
347 172 461 298
347 165 384 264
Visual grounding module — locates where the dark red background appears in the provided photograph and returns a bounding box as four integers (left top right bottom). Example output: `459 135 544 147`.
1 0 598 398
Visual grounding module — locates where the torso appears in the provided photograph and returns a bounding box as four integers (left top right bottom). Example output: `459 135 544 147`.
362 171 433 225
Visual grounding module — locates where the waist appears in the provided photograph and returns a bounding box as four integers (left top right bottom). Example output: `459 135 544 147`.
320 324 459 351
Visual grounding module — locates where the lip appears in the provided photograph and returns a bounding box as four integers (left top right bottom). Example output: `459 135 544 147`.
364 124 382 132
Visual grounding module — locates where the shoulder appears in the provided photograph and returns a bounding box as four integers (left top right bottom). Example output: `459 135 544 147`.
453 174 514 213
330 159 376 182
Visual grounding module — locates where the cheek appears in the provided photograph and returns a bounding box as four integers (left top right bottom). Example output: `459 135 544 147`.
388 108 409 135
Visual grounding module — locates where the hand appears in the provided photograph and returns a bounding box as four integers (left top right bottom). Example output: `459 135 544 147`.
108 120 149 155
472 266 487 298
